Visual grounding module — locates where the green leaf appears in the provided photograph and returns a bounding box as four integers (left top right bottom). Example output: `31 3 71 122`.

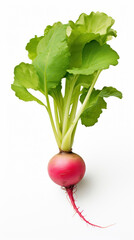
81 97 107 126
76 12 115 35
67 12 116 67
12 62 45 107
80 86 122 126
44 25 52 35
26 35 44 60
67 25 97 67
68 41 119 75
99 86 122 99
25 24 53 61
76 12 117 44
33 22 70 91
14 62 40 90
11 84 45 106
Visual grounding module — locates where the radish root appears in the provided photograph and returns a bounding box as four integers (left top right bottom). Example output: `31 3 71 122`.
66 185 113 228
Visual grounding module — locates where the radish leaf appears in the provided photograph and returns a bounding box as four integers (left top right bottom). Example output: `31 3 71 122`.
11 84 45 106
33 22 70 91
11 62 45 106
80 87 122 126
81 98 107 126
26 35 44 60
26 25 53 61
76 12 116 36
68 41 119 75
13 62 40 90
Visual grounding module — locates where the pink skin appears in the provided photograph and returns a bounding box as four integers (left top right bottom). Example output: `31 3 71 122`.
48 152 108 228
48 152 86 187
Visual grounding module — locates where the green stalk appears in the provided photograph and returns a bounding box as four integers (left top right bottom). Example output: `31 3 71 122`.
55 93 63 129
62 75 78 138
69 86 80 127
44 73 61 148
54 99 62 142
61 70 101 151
70 122 78 148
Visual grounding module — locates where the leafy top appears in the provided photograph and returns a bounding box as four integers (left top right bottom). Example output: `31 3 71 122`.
11 12 122 151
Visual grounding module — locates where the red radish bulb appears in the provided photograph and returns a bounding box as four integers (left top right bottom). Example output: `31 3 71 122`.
48 152 86 187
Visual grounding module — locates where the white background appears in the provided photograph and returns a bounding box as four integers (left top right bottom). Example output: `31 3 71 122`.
1 0 134 239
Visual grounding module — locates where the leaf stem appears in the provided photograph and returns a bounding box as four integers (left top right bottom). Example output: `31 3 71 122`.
62 75 78 137
69 86 80 127
54 99 62 141
44 74 61 148
55 93 63 129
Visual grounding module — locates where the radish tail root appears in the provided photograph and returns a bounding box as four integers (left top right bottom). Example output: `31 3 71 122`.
65 185 112 228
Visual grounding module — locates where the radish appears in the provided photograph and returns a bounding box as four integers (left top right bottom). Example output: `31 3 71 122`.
48 152 86 187
48 152 103 227
48 152 113 228
11 11 122 227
